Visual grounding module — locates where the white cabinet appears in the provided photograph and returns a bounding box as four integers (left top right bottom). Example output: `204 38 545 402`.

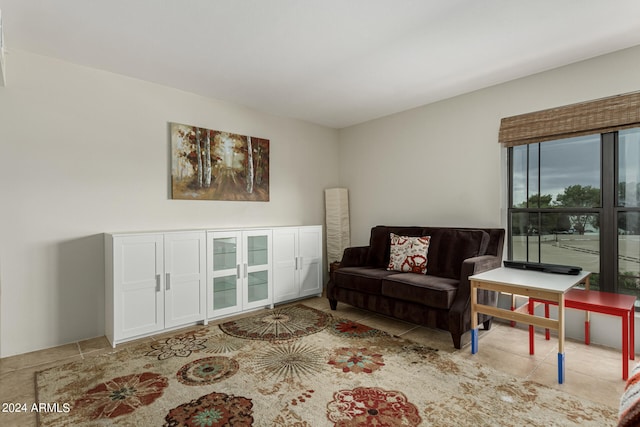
273 226 323 303
106 226 321 345
105 231 206 346
207 229 273 318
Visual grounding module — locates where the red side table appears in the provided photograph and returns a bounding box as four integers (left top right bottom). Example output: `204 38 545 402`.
529 289 636 380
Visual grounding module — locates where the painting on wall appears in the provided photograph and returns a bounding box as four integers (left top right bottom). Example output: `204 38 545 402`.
170 122 270 201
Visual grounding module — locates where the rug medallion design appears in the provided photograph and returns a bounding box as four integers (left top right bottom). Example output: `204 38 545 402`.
219 304 330 340
329 319 389 338
36 304 618 426
326 387 421 426
145 335 208 360
164 391 253 426
328 347 385 374
176 356 239 386
72 372 168 420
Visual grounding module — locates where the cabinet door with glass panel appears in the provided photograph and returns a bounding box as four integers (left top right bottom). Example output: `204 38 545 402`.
207 229 273 318
207 231 243 317
242 229 273 310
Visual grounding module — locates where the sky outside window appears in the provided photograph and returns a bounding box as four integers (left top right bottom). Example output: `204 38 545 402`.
512 134 600 208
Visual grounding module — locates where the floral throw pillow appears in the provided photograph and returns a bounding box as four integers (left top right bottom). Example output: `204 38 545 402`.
387 233 431 274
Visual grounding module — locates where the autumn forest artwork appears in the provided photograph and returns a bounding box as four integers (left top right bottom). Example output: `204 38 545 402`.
171 122 269 201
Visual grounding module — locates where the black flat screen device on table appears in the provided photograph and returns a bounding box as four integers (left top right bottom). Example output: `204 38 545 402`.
503 260 583 275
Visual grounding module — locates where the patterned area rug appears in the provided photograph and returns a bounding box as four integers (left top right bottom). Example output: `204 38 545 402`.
36 304 617 426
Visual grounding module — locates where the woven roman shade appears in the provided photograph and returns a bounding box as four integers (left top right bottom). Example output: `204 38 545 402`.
499 91 640 147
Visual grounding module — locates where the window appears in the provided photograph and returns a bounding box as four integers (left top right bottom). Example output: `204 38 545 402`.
617 128 640 297
508 128 640 301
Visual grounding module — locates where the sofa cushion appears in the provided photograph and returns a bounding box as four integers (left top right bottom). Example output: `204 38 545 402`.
387 233 431 273
381 273 459 309
333 267 397 295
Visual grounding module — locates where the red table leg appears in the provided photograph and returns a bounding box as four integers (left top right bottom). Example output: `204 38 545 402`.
584 312 591 345
529 298 535 355
545 303 550 340
630 307 635 361
623 312 629 380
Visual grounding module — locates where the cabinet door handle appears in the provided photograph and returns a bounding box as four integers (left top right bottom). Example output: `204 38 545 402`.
166 273 171 291
295 257 298 270
156 274 161 292
237 264 241 279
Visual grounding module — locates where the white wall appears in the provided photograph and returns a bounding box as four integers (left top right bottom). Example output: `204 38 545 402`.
339 45 640 246
338 44 640 348
339 92 504 245
0 50 339 357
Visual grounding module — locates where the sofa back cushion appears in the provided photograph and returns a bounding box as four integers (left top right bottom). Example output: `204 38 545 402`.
427 229 489 279
366 226 490 279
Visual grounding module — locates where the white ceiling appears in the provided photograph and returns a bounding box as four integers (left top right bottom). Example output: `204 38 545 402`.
1 1 640 128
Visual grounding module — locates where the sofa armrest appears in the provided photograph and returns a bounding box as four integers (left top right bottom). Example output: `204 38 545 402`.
461 255 502 279
448 255 502 337
328 246 370 307
339 246 370 268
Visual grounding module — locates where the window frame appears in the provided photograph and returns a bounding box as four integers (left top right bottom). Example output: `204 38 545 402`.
507 132 619 293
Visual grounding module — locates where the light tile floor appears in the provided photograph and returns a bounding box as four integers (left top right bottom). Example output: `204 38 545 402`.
0 296 629 426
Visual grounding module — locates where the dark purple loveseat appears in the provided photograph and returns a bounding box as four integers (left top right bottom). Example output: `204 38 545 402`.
327 226 505 349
